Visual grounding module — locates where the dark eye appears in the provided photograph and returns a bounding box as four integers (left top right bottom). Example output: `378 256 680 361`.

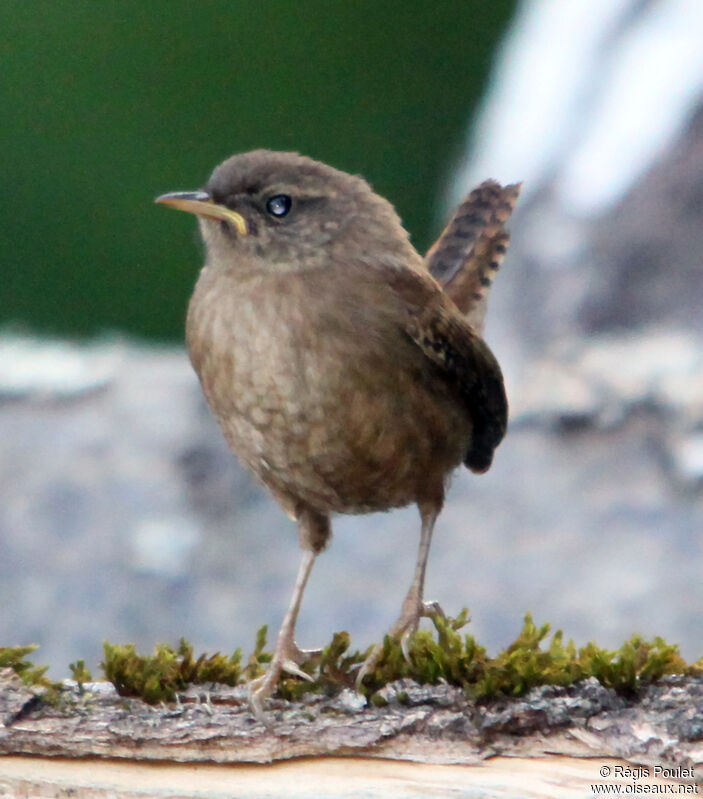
266 194 292 217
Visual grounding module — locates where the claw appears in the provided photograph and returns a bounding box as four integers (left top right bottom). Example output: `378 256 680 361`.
357 597 447 688
355 643 382 690
400 631 413 664
281 658 315 682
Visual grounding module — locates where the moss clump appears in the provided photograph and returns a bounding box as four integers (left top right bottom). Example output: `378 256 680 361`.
0 644 61 704
91 611 700 705
102 638 241 703
1 615 698 713
358 611 695 699
319 631 367 687
69 659 93 686
0 644 53 689
579 635 690 695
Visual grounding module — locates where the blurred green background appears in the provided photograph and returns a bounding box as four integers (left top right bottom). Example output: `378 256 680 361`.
1 0 515 341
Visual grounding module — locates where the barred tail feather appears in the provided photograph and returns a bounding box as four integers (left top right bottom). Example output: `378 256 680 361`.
425 180 521 334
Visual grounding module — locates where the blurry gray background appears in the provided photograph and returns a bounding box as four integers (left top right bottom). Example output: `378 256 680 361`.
2 0 703 678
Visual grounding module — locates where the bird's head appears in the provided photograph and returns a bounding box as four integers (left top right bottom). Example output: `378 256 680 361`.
156 149 416 274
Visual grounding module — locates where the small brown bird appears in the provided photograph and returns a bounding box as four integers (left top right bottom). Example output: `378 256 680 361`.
156 150 519 715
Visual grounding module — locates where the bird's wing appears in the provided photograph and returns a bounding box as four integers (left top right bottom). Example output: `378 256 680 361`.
382 266 508 474
424 180 521 335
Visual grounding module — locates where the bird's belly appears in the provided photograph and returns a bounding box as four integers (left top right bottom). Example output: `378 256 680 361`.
188 277 470 514
220 354 468 514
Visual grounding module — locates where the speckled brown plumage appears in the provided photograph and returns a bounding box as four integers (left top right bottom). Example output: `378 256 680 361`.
156 150 518 715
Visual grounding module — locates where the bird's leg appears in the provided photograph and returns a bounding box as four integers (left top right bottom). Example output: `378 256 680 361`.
249 507 330 719
357 499 443 687
390 501 445 661
248 549 316 719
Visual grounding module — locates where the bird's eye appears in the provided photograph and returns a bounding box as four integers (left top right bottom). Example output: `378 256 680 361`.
266 194 292 217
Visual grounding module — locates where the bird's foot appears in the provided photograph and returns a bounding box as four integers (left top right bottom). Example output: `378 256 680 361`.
248 638 320 721
355 597 445 690
391 595 446 662
281 641 323 668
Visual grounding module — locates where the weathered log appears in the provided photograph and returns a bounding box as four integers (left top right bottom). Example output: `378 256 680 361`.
1 668 701 796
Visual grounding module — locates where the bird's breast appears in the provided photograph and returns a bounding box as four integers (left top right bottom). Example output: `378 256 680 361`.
186 266 469 513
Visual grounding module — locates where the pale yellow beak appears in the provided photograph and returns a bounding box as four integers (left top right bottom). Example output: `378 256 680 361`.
155 190 248 236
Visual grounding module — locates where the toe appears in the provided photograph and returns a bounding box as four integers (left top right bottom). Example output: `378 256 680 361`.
400 630 413 664
421 600 445 620
281 658 315 682
389 608 421 642
287 644 322 664
355 643 382 690
248 662 284 720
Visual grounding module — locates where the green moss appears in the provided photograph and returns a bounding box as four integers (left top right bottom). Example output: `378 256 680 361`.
69 659 93 685
319 631 366 686
243 625 271 682
0 644 60 703
578 635 689 695
96 613 700 704
101 638 241 703
5 612 697 707
0 644 53 689
357 612 696 700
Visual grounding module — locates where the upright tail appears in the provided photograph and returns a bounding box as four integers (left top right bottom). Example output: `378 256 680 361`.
425 180 521 334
